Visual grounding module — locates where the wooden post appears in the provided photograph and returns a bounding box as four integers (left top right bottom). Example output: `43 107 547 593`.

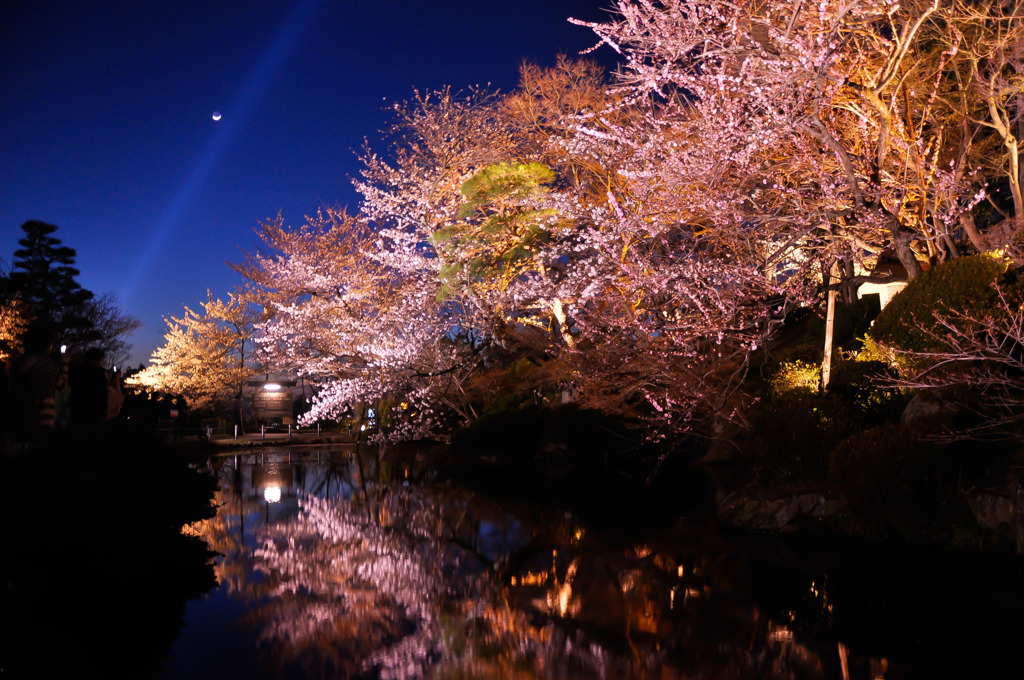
822 260 840 391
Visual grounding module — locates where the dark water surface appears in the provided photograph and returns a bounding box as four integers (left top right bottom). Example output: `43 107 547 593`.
17 444 1019 680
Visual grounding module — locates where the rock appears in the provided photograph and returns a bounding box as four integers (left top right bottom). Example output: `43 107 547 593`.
967 492 1015 535
900 390 961 426
717 488 843 533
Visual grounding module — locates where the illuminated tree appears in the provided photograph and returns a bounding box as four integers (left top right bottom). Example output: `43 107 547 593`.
570 0 1004 275
132 290 260 415
934 0 1024 254
0 296 31 360
236 210 478 440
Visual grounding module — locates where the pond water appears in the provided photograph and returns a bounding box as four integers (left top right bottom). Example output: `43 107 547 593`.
153 446 1024 680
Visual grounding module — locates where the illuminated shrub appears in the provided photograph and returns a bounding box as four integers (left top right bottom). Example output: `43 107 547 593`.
869 253 1009 353
765 343 821 395
770 359 820 394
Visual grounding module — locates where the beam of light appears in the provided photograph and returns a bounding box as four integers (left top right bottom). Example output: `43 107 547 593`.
120 0 324 307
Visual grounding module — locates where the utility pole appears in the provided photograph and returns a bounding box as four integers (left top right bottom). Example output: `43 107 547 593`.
822 260 840 391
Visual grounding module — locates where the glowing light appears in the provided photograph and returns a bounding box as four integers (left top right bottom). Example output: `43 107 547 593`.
263 382 282 391
264 485 282 503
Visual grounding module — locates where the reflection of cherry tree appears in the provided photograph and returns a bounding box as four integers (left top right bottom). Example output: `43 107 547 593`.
253 490 448 678
248 481 835 679
252 485 635 678
184 462 262 596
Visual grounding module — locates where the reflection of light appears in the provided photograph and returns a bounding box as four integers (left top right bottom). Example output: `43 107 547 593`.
512 571 549 587
264 485 282 503
557 559 579 617
264 382 282 391
360 424 366 431
557 581 572 616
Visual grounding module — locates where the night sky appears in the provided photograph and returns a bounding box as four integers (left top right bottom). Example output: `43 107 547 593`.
1 0 618 366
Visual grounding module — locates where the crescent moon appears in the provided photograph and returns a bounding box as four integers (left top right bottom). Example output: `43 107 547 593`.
212 112 222 121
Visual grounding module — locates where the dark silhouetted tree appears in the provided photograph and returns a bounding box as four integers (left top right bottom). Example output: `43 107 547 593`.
8 221 95 345
3 221 139 360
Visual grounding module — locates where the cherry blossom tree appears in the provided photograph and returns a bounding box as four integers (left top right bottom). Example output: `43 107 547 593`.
236 4 1024 440
571 0 1000 276
347 59 812 436
132 290 260 415
236 210 479 441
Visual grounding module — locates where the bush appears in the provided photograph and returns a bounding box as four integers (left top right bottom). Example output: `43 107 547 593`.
770 358 821 395
748 390 863 483
869 253 1009 353
764 343 821 393
827 359 906 425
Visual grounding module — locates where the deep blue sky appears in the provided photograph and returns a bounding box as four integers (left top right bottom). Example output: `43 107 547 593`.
1 0 618 366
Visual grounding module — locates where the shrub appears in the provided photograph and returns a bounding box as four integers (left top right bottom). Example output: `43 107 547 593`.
869 253 1009 353
748 390 862 483
770 358 821 395
827 359 906 426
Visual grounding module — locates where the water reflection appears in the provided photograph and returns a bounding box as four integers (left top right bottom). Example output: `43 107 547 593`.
168 448 804 678
168 446 1024 680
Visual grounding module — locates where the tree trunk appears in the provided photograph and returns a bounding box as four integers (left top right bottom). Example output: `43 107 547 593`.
550 297 575 349
890 223 923 280
960 212 988 253
842 259 856 304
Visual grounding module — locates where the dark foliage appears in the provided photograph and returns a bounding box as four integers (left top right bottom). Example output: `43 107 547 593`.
746 389 864 483
448 403 704 526
826 424 974 543
0 423 218 679
6 220 95 344
826 360 906 424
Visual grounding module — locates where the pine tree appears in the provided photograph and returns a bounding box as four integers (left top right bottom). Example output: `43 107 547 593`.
9 221 95 346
